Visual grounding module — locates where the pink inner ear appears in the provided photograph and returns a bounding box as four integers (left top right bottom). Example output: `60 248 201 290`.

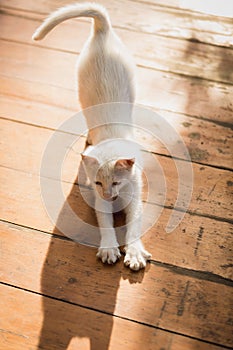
115 158 135 170
81 154 99 166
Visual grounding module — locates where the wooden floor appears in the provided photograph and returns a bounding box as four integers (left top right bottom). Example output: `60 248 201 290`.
1 1 233 349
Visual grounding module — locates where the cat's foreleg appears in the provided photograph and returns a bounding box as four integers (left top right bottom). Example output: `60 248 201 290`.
124 198 151 271
95 197 121 264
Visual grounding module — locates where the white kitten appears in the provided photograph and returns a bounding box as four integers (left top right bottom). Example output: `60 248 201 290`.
33 2 151 270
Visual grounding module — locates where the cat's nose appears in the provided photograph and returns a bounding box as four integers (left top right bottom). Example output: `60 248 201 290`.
103 193 118 201
103 192 112 199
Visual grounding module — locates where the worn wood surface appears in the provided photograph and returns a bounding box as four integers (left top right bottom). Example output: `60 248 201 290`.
1 40 233 124
1 94 233 170
1 221 233 347
0 166 232 279
1 12 233 84
1 0 233 47
1 124 233 223
1 108 233 170
1 283 227 350
0 1 232 349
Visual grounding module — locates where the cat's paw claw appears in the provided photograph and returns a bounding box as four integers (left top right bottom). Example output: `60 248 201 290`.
97 247 121 264
124 247 151 271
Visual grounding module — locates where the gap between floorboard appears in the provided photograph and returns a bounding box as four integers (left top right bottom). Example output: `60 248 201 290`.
1 218 232 287
0 281 232 349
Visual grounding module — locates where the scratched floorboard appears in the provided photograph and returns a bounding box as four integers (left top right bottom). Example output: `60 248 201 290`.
0 1 232 349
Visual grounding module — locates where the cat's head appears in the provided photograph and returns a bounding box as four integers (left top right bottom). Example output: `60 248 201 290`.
81 155 135 201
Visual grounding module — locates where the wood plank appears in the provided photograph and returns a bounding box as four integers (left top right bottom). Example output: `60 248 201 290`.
1 222 232 347
0 95 77 128
1 117 232 278
140 0 179 8
1 41 232 124
147 0 233 18
1 104 233 170
1 12 233 84
1 2 232 348
0 118 87 180
0 166 232 279
140 0 233 17
0 40 77 90
0 284 226 350
1 118 232 221
133 115 233 170
1 0 232 47
1 94 232 171
0 75 77 111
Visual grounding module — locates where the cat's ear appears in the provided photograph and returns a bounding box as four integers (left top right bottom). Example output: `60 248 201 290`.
115 158 135 170
81 154 99 167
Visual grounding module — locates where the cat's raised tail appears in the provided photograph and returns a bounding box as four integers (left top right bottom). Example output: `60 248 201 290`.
32 2 111 41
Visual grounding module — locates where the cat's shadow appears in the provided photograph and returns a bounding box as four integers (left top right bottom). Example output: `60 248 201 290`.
37 160 148 350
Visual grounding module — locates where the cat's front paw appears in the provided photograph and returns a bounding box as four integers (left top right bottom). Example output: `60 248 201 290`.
124 244 151 271
97 247 121 264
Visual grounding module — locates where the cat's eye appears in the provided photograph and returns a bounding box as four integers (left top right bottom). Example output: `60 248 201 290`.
95 181 102 186
112 181 121 186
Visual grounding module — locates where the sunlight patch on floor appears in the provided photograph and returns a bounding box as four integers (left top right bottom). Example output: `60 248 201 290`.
180 0 233 17
68 337 90 350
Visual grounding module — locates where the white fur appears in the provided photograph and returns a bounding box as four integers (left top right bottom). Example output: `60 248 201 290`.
32 2 151 270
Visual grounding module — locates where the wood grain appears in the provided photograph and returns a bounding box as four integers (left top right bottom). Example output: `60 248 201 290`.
1 119 232 220
0 94 76 128
0 2 232 349
1 0 232 47
0 165 232 278
0 283 226 350
1 12 233 84
1 116 232 279
1 106 233 170
1 222 232 347
1 40 232 124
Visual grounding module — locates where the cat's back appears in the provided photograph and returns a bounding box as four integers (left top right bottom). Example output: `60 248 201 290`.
78 28 135 109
